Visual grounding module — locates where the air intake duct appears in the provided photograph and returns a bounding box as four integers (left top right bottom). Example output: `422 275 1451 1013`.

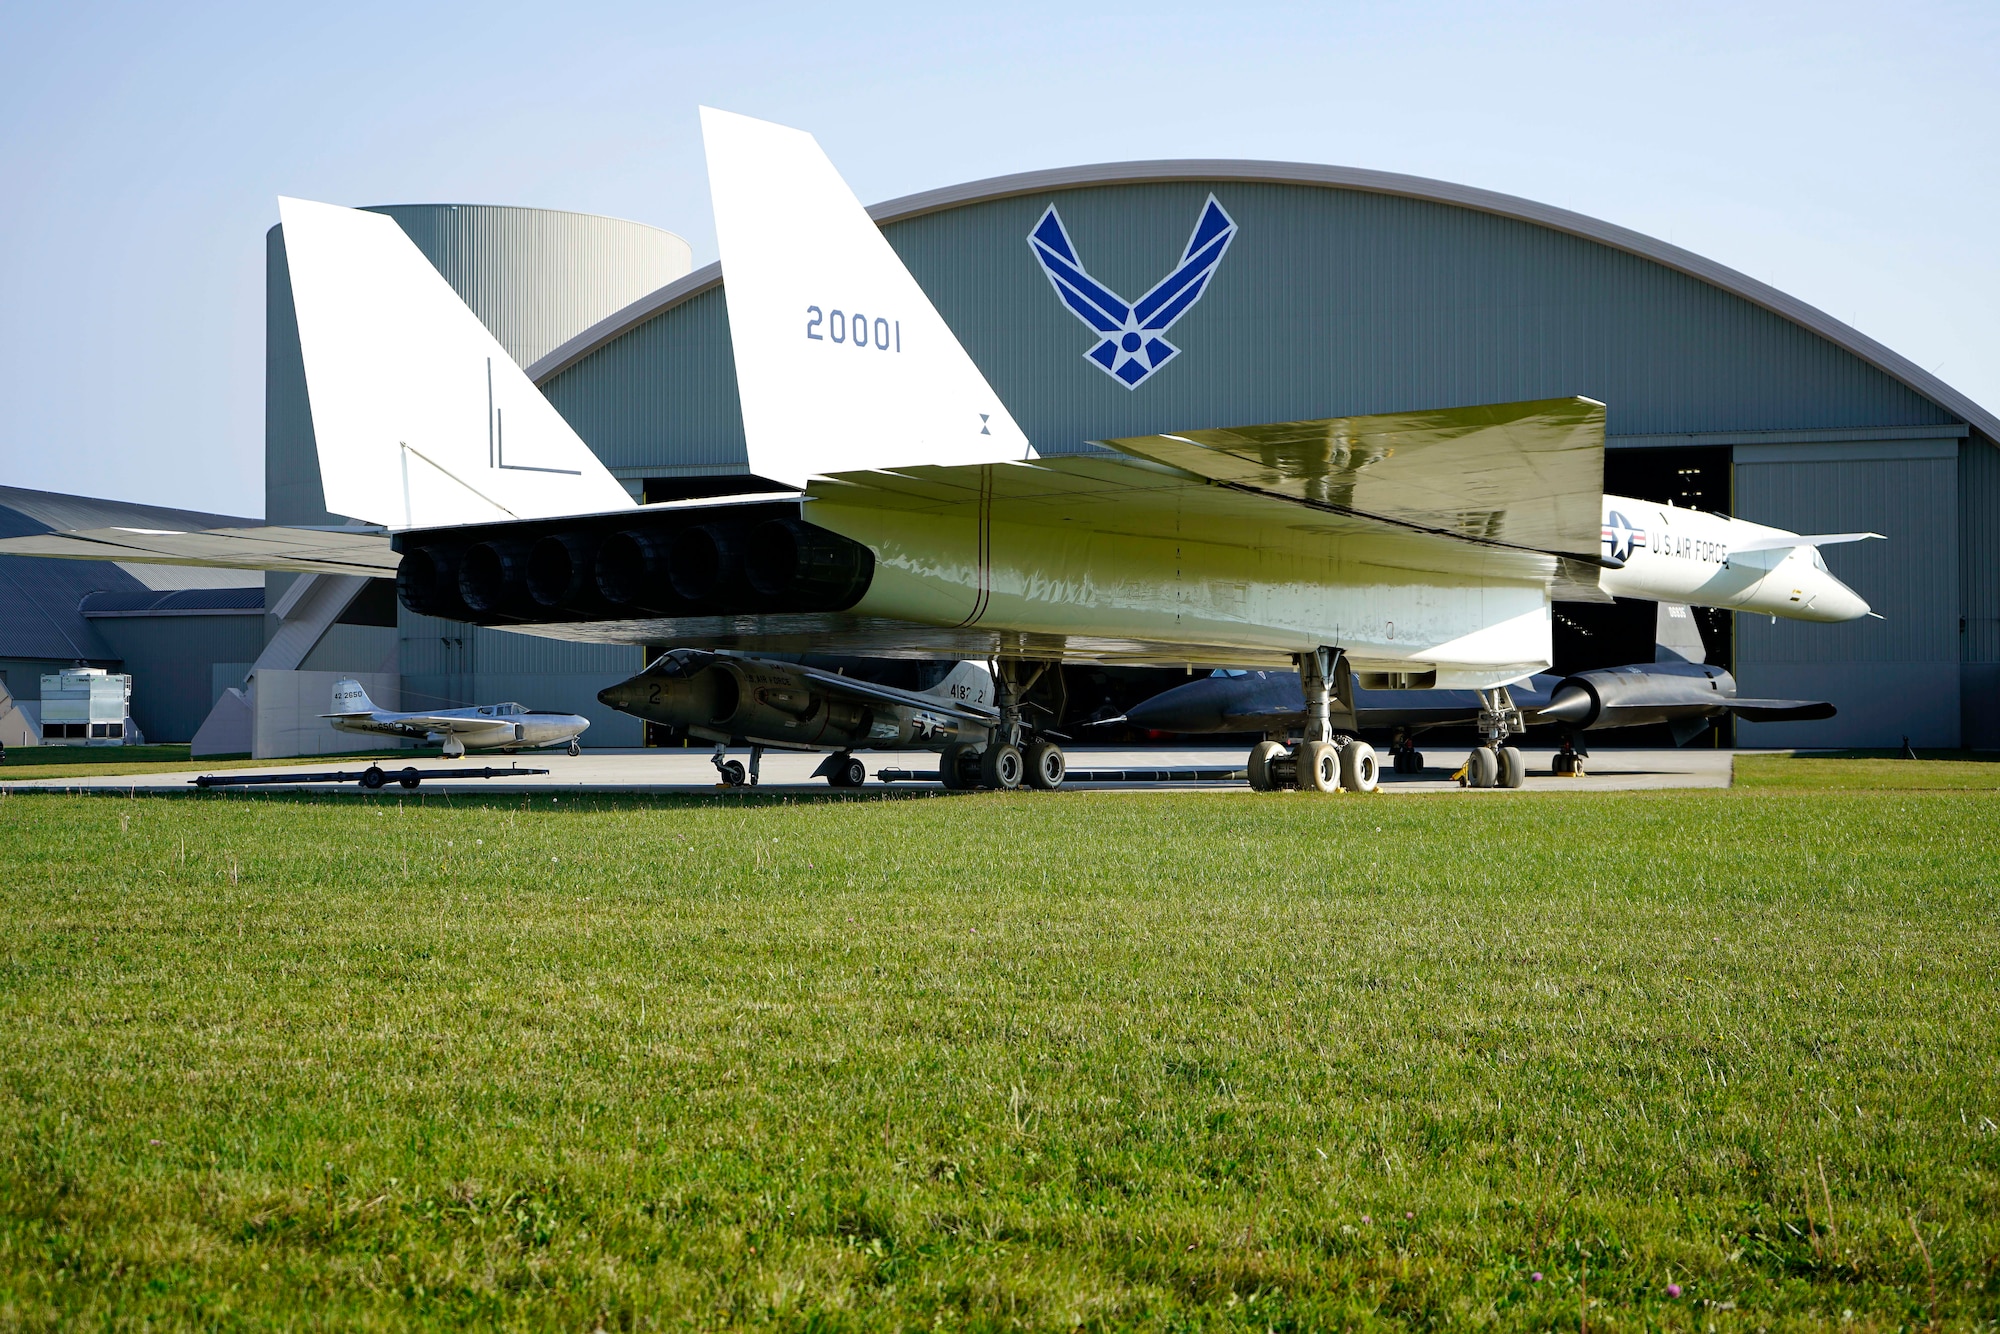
458 540 534 617
746 518 874 609
396 544 466 618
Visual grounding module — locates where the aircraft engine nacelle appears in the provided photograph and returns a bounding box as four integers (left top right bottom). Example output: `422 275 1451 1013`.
1540 662 1734 731
394 501 875 626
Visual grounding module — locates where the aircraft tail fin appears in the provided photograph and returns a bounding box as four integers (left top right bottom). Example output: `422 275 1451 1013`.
699 107 1034 488
922 661 996 709
327 678 376 717
1654 602 1707 665
276 197 635 531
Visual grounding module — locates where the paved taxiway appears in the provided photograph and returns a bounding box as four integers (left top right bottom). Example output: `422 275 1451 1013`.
5 747 1738 794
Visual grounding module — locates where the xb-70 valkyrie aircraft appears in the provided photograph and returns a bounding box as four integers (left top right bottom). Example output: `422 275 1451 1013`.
0 108 1879 792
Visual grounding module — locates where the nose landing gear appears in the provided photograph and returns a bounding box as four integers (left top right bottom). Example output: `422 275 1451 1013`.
711 743 762 788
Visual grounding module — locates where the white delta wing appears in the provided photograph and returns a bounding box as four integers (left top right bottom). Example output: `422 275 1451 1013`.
277 197 633 530
700 107 1035 488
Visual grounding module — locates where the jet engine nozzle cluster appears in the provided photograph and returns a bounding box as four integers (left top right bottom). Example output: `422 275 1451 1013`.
395 502 875 626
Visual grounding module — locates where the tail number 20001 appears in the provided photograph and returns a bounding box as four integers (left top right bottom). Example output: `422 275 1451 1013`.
807 306 900 351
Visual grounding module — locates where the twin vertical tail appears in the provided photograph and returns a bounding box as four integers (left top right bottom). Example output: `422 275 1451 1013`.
282 107 1028 531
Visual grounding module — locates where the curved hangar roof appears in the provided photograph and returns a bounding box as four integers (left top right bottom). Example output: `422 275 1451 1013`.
529 160 1995 478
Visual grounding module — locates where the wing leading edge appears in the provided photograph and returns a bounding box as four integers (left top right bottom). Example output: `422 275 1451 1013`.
0 524 399 577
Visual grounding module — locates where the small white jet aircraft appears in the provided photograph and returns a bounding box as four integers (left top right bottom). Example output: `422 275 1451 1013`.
322 679 590 757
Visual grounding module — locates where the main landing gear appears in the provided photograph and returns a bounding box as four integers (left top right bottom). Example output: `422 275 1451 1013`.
1459 687 1526 788
1246 648 1379 793
937 659 1068 791
1551 733 1587 777
1389 729 1425 775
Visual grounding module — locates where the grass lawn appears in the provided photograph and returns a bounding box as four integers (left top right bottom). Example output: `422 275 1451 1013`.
0 765 1994 1329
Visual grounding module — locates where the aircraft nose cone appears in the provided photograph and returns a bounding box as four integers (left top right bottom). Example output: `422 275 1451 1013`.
1816 580 1871 622
597 681 633 708
1125 687 1221 733
1539 685 1594 724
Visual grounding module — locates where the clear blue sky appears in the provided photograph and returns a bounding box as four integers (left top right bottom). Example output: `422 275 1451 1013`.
1 0 1992 516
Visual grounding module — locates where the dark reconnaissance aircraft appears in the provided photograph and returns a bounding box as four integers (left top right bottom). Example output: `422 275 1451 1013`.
1115 603 1834 787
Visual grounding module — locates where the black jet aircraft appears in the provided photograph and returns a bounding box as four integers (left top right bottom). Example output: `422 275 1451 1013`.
1114 603 1834 786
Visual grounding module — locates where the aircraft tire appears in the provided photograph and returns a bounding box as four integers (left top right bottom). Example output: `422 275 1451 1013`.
1466 747 1498 788
360 765 385 790
1339 741 1379 793
1026 740 1065 789
827 754 867 788
939 743 975 790
720 759 747 787
1299 740 1341 793
399 768 422 790
980 743 1024 791
1497 745 1525 789
568 739 581 757
1247 740 1286 791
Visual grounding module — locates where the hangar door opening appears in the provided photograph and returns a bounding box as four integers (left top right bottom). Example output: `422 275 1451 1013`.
1553 445 1734 747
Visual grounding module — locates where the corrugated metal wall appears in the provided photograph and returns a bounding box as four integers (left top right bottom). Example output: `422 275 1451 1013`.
548 285 746 476
1960 440 2000 747
1733 440 1961 747
266 205 689 744
541 181 1953 466
90 614 265 743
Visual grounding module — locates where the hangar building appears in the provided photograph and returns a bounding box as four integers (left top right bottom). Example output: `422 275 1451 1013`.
243 163 2000 751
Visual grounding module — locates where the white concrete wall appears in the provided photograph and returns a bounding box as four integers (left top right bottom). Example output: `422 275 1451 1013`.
250 668 400 759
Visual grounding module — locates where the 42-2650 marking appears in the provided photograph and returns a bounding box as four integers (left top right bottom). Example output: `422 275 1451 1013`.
807 305 900 351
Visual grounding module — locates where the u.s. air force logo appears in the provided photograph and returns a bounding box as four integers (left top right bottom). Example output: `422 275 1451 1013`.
1027 195 1237 388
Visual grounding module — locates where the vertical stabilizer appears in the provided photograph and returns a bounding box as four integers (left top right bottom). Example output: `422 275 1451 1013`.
277 197 634 529
1654 602 1707 664
923 661 996 709
699 108 1035 488
328 678 377 716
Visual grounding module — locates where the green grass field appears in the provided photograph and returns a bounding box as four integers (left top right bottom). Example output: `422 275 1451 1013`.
1 761 1995 1329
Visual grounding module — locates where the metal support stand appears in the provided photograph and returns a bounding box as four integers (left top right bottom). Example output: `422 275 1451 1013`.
747 744 764 787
